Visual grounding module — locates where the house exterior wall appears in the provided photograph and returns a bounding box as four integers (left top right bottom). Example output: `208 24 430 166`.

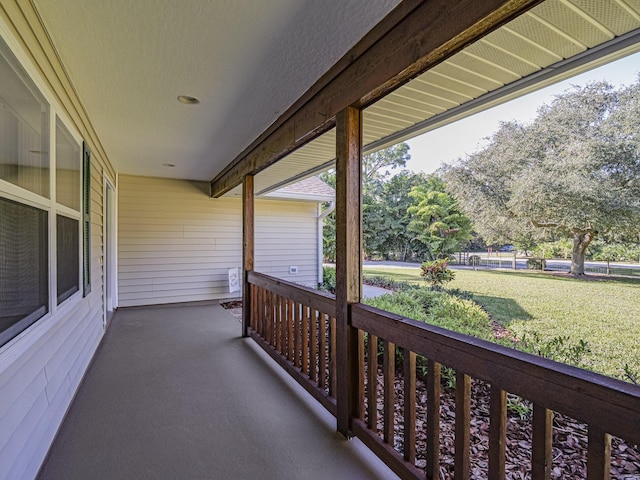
0 4 113 479
118 175 319 307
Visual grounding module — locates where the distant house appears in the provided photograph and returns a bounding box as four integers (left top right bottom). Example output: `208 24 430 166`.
118 175 334 307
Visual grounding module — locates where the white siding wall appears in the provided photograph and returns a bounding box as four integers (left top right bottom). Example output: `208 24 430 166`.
118 175 319 307
255 199 318 285
0 4 113 478
0 157 107 480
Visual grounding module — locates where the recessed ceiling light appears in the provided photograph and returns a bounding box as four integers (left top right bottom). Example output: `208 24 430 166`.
163 163 175 167
177 95 200 105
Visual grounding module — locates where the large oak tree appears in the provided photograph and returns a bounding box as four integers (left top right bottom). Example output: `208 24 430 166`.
444 80 640 275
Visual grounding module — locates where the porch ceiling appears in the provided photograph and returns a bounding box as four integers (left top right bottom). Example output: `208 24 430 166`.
31 0 400 181
225 0 640 197
31 1 640 196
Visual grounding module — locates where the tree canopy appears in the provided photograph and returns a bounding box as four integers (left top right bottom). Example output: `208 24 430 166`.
321 143 473 262
408 175 472 260
444 79 640 275
321 143 419 261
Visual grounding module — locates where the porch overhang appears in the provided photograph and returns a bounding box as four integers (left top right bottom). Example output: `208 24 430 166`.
212 0 640 198
210 0 543 197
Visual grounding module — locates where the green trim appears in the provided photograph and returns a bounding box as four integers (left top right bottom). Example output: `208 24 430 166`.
82 142 91 296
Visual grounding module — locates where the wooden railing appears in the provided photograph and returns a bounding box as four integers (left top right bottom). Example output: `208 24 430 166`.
247 271 640 480
248 271 337 415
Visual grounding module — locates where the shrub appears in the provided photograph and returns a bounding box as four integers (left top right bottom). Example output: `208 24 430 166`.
590 241 640 263
320 266 336 293
366 287 491 341
420 259 455 286
532 239 573 259
519 332 591 368
526 258 546 270
468 255 481 266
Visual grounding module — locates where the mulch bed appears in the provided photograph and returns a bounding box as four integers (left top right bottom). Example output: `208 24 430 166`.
369 370 640 479
220 300 243 310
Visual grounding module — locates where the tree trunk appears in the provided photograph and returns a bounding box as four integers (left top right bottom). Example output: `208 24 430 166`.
570 231 595 276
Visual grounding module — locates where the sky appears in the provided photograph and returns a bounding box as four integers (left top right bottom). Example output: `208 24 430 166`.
404 51 640 174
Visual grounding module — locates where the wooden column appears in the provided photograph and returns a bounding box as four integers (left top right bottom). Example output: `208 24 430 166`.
335 106 363 437
242 175 254 338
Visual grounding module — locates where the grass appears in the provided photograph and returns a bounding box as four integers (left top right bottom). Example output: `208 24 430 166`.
363 266 640 380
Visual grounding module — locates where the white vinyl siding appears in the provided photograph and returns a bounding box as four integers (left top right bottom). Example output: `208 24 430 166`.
0 155 106 480
0 6 113 479
255 199 318 283
118 175 319 307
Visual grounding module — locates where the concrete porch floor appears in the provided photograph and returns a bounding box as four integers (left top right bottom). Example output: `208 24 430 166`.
37 303 398 479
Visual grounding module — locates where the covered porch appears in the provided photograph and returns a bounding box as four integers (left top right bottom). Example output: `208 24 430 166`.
3 1 638 478
38 302 396 479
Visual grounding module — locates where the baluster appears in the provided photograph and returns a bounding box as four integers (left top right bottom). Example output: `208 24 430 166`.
532 404 553 480
268 291 274 345
252 285 258 332
258 287 264 338
274 295 280 352
383 339 395 445
294 302 301 368
403 349 416 464
248 284 254 331
319 312 327 389
310 309 317 383
260 289 266 340
329 316 337 397
278 296 284 354
367 334 379 430
253 287 259 335
488 387 507 479
357 329 365 421
287 299 294 361
271 292 277 346
302 305 309 375
426 359 441 480
282 297 287 355
454 371 471 480
587 426 611 480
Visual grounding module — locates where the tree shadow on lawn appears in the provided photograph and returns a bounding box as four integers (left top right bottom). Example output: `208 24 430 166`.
466 268 640 287
472 294 532 327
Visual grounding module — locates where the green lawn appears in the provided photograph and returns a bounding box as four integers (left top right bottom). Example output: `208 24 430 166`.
363 266 640 380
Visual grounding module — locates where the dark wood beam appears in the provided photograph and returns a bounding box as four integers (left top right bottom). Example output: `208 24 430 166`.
335 106 362 437
242 175 254 338
211 0 541 197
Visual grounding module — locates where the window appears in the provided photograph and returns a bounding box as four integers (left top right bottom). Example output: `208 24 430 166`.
56 214 79 304
0 198 49 346
0 43 49 197
55 117 81 304
56 118 80 210
0 36 87 348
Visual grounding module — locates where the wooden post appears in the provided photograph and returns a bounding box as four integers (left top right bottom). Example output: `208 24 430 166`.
242 175 254 338
335 106 363 437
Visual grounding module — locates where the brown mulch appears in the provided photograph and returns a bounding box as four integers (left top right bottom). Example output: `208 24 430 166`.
367 370 640 479
220 300 243 309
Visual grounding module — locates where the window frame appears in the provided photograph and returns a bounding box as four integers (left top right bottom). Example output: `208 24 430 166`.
0 29 87 350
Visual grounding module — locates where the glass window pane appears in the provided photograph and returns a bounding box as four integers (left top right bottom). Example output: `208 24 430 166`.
0 39 50 198
56 118 80 210
56 214 79 304
0 197 49 347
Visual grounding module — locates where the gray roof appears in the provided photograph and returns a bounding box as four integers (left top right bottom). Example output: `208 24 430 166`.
264 176 334 202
